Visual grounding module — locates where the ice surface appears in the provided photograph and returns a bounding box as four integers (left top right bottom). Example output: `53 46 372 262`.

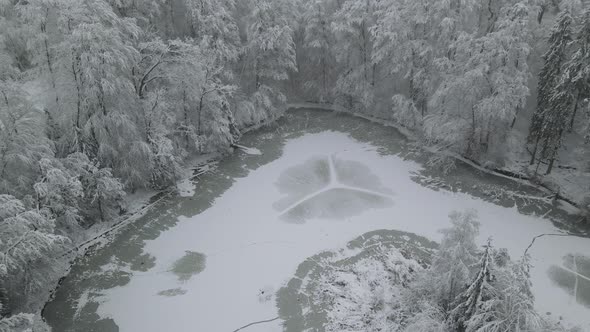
274 156 394 223
87 131 590 332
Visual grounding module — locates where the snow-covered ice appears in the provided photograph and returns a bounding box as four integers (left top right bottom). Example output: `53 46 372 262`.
88 130 590 331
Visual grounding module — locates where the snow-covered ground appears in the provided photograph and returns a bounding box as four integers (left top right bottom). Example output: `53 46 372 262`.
43 110 590 331
505 125 590 212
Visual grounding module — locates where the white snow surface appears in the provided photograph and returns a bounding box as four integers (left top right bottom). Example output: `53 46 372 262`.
95 131 590 331
176 178 196 197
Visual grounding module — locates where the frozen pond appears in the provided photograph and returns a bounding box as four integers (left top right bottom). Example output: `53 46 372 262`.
43 108 590 331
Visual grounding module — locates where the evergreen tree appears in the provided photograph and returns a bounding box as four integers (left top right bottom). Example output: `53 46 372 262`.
463 254 560 332
450 238 496 331
529 10 574 171
412 210 480 311
562 7 590 130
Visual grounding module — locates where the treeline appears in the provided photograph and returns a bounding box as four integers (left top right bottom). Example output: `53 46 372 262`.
293 0 589 174
0 0 296 328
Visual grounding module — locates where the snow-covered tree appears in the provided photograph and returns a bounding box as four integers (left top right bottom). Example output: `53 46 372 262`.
426 1 532 162
0 195 68 314
463 254 562 332
301 0 336 102
242 0 296 118
372 0 480 121
331 0 377 109
411 210 480 311
33 158 84 228
533 7 590 175
61 153 124 223
59 0 140 158
183 0 241 62
529 10 574 170
106 0 165 24
450 238 496 330
0 82 51 197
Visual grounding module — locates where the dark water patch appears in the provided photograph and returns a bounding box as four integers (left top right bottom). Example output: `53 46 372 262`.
157 288 188 297
549 254 590 307
171 251 206 282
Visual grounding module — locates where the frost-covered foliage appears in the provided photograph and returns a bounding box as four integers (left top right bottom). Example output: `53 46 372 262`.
406 211 567 332
314 211 570 332
411 210 480 310
241 0 296 119
0 195 68 316
296 0 590 169
529 9 576 175
424 1 531 162
0 0 296 323
318 246 423 332
331 0 377 109
301 0 337 102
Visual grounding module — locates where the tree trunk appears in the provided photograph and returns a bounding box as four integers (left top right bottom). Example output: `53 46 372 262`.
511 106 520 128
530 136 540 165
183 89 190 148
197 93 204 136
72 60 84 153
98 196 105 222
486 0 497 33
537 4 546 24
42 9 60 109
546 147 557 175
569 98 579 132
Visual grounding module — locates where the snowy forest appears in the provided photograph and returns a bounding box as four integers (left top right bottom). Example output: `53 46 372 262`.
1 0 590 331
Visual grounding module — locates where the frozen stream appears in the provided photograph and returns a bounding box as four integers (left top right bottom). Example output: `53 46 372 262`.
43 108 590 331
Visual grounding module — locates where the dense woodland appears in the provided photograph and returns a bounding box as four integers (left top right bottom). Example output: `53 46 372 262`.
0 0 589 330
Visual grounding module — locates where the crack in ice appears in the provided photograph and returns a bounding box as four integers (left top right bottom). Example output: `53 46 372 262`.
276 154 394 218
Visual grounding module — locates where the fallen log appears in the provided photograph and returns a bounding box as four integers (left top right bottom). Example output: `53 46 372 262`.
231 143 262 155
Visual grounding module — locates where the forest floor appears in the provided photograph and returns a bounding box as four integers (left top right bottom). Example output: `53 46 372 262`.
504 127 590 214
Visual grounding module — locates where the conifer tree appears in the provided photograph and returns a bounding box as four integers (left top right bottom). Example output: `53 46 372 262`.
529 10 574 171
450 238 495 330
